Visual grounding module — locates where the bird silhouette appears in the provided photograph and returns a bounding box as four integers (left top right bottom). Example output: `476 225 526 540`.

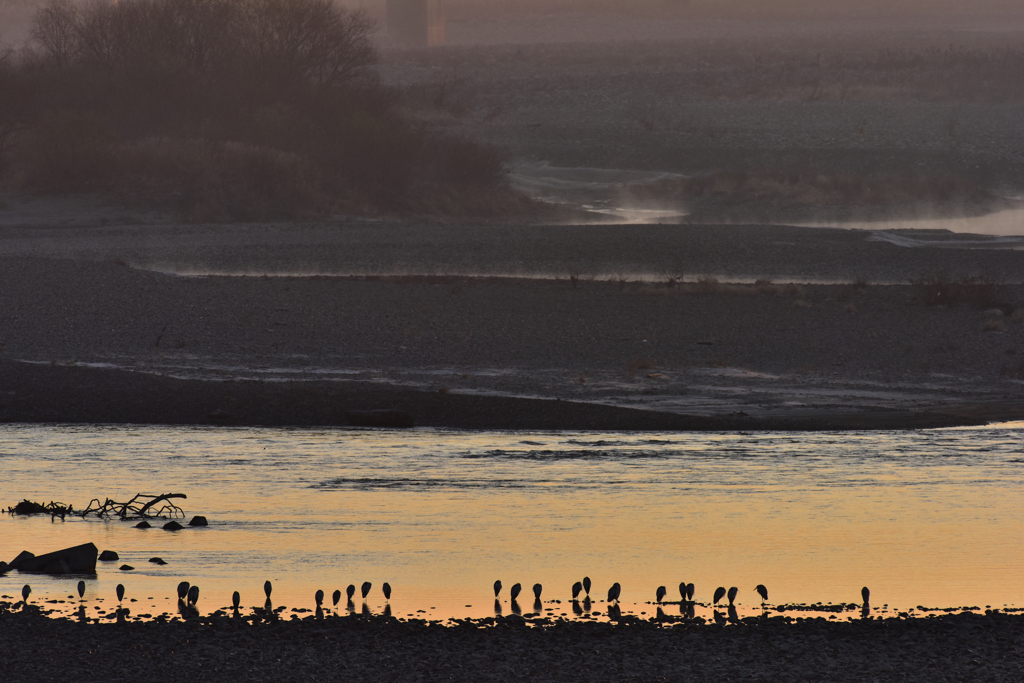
607 582 621 602
510 583 522 601
383 583 392 601
755 584 768 605
493 580 502 597
678 582 687 601
22 584 30 604
77 580 86 600
727 587 738 606
656 586 666 603
687 583 695 601
177 581 190 602
315 589 324 607
264 580 273 599
233 591 241 610
346 584 356 601
582 577 591 596
713 586 726 606
533 583 543 600
187 585 199 607
571 581 583 600
116 584 125 603
332 589 341 607
861 586 870 606
361 582 372 599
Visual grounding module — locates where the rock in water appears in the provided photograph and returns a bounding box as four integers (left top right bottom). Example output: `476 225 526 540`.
119 564 135 571
188 516 208 527
99 550 119 561
345 409 414 428
148 557 167 565
17 543 98 575
135 521 151 529
163 521 184 531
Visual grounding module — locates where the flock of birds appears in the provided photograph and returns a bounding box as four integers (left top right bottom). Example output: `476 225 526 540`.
13 580 874 621
491 578 777 608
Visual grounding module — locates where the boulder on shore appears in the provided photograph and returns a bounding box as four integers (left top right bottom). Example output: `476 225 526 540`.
15 543 98 575
99 550 119 561
8 550 35 570
345 409 415 428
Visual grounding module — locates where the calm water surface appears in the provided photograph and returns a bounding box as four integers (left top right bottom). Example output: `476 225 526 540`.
1 424 1022 621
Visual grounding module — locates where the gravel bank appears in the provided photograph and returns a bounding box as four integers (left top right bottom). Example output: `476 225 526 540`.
1 605 1022 682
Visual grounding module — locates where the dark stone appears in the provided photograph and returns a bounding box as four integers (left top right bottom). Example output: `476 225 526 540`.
345 409 415 428
18 543 98 575
149 557 167 565
135 521 151 529
188 516 208 527
163 521 184 531
8 551 35 570
0 561 8 575
119 564 135 571
99 550 119 561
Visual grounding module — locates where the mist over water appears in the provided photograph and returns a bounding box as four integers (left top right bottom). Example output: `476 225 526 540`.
2 424 1023 622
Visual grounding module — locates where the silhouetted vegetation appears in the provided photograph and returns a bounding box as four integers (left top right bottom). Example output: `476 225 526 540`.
0 0 514 219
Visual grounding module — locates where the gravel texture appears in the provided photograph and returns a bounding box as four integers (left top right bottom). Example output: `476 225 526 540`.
2 603 1023 682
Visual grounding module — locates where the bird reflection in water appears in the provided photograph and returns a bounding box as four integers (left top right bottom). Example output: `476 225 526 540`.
727 605 739 623
679 601 695 620
361 602 371 617
571 600 583 617
77 604 88 624
383 603 392 618
607 603 621 621
493 599 502 617
510 598 522 615
713 610 727 626
655 606 667 622
582 597 592 614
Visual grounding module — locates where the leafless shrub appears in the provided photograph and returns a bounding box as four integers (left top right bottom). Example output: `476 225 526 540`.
3 0 511 217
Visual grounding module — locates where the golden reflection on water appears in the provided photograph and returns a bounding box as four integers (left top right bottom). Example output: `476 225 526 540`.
1 425 1022 621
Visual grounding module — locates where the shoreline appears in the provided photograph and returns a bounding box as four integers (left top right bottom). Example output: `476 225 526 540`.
1 360 1021 431
1 605 1021 681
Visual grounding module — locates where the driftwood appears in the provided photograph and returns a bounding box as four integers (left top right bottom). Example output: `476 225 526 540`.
7 500 73 519
81 493 187 519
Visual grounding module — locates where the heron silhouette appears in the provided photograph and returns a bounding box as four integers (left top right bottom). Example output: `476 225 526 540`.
332 589 341 607
116 584 124 604
656 586 666 604
383 583 392 601
510 583 522 601
582 577 591 597
727 587 738 606
861 586 870 606
22 584 30 604
713 586 726 606
346 584 356 601
533 583 543 600
678 582 687 602
315 589 324 607
607 582 621 603
755 584 768 606
571 581 583 600
232 591 241 617
493 580 502 598
687 583 695 601
187 585 199 607
77 580 86 600
264 580 273 600
361 582 372 599
177 581 190 602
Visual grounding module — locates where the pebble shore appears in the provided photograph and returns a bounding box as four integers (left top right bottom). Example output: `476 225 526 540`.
2 603 1022 682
